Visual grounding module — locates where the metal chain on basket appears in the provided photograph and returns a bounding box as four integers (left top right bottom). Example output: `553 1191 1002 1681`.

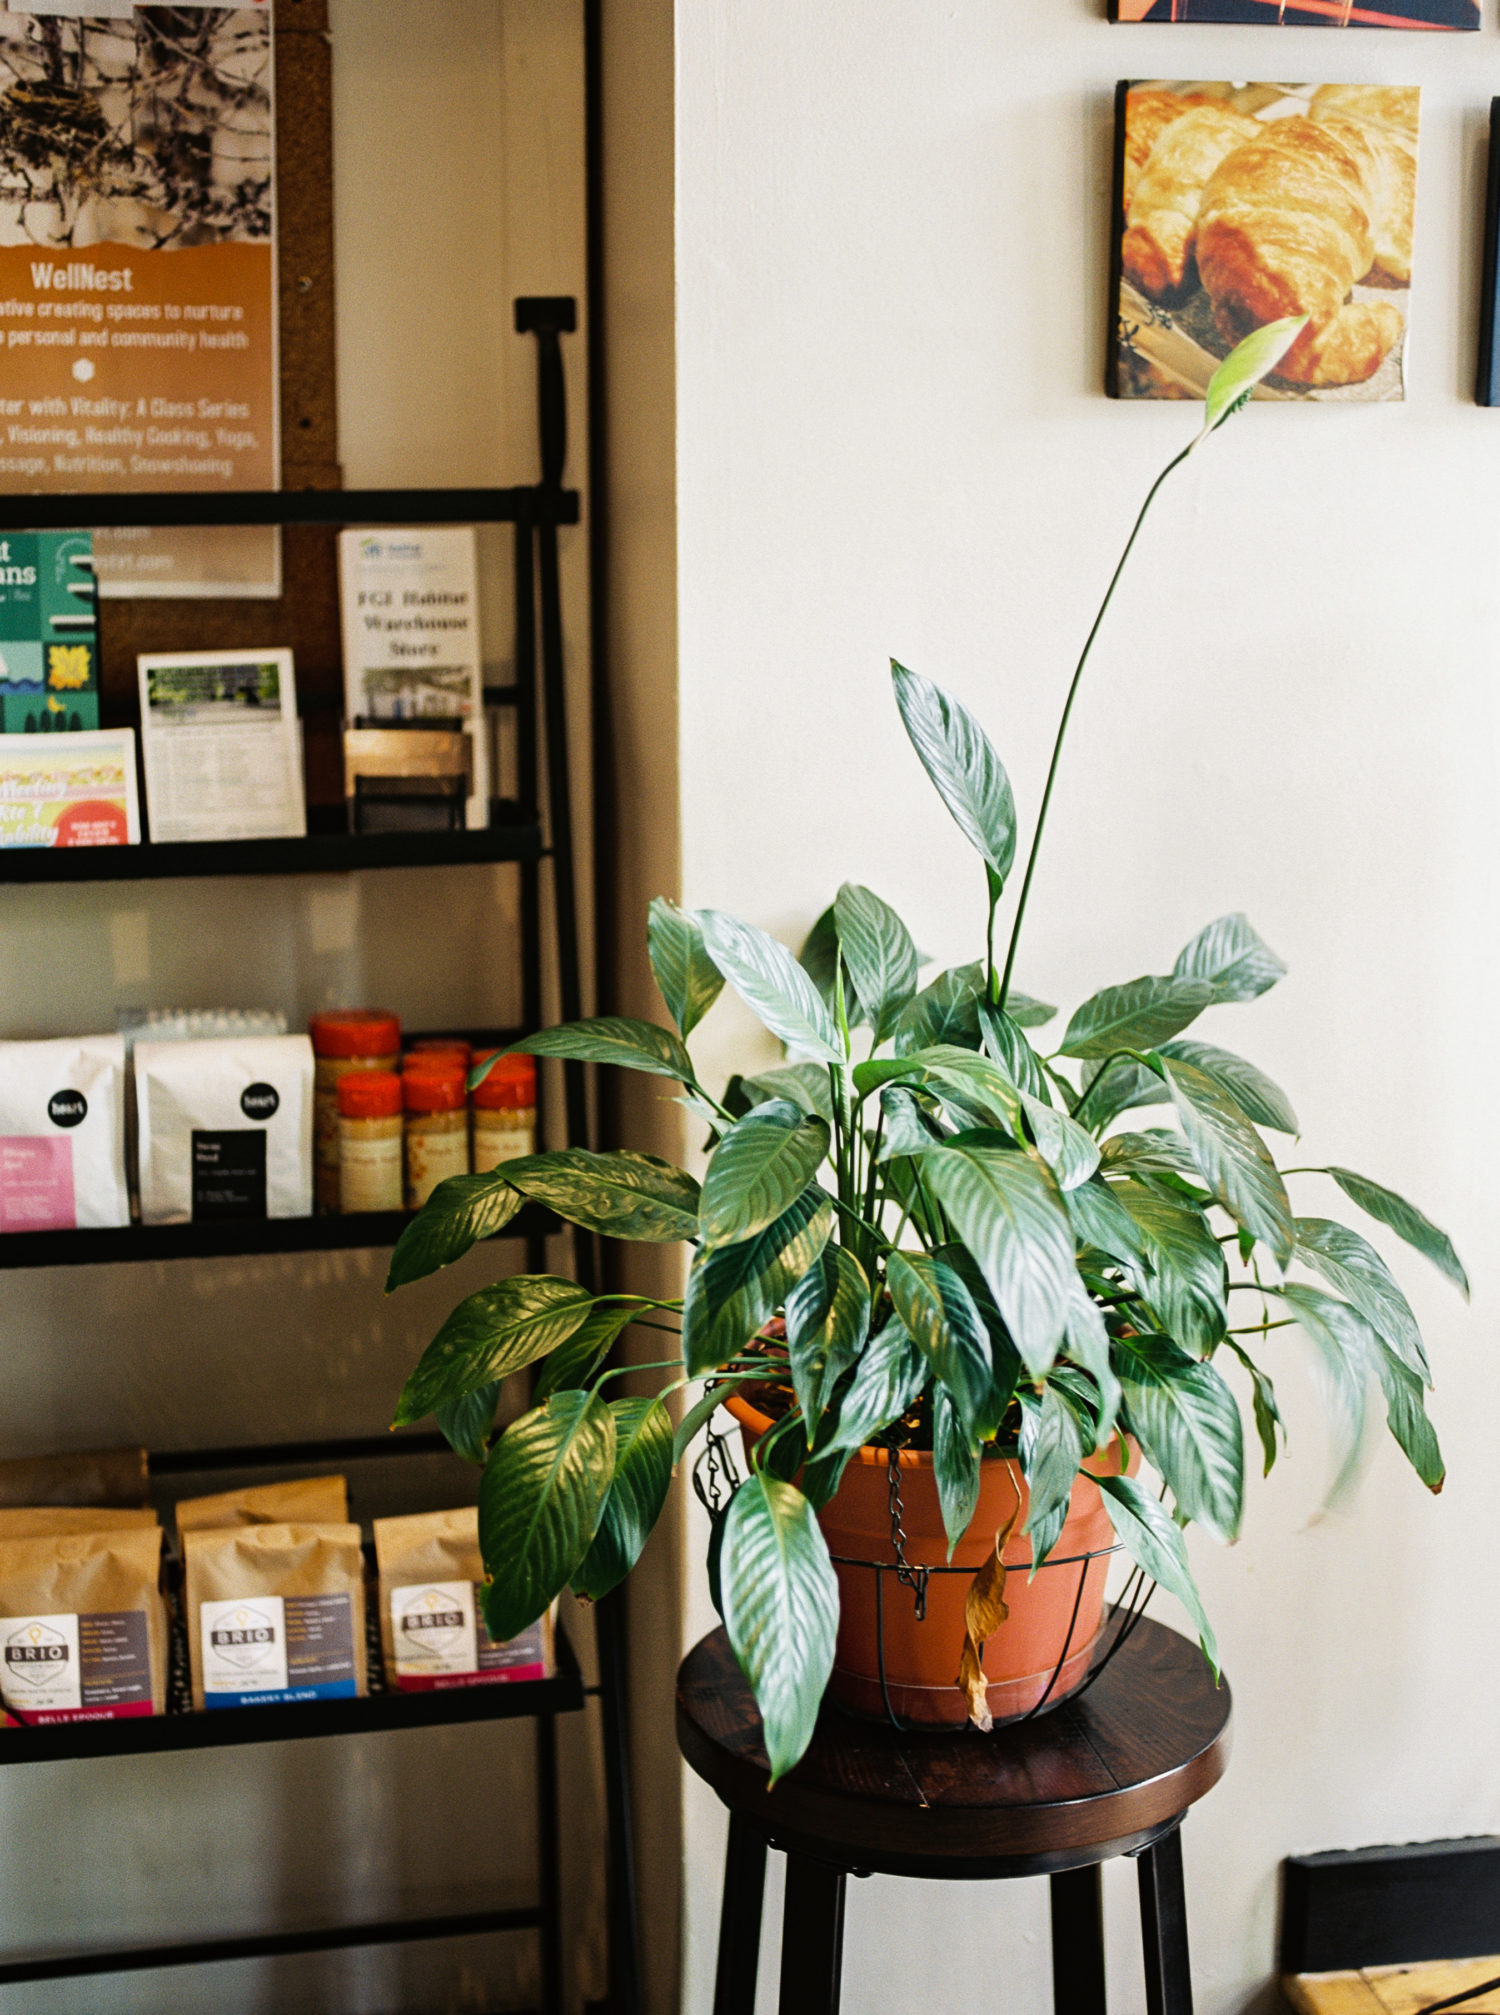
691 1414 742 1524
885 1444 930 1621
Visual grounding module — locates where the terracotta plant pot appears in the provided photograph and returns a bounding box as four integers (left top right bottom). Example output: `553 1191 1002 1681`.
726 1392 1135 1729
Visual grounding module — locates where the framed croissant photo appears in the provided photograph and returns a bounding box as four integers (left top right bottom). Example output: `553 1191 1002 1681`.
1112 0 1475 25
1108 81 1419 404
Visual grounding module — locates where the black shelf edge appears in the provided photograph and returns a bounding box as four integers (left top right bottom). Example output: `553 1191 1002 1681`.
0 1202 556 1271
0 486 580 531
0 1631 584 1770
0 818 544 885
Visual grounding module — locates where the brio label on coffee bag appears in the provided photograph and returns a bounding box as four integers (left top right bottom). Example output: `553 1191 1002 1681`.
201 1592 357 1708
1 1609 152 1722
390 1580 549 1690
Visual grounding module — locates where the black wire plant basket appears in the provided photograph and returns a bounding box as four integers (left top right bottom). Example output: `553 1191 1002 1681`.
693 1418 1159 1737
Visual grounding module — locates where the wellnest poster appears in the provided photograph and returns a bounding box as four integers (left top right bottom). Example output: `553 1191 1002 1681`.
0 3 277 597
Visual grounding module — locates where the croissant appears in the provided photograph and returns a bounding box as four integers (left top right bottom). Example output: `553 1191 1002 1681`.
1122 104 1263 302
1196 116 1403 387
1122 87 1215 210
1311 94 1419 286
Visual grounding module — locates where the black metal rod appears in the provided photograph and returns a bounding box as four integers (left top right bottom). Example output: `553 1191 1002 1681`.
536 1711 564 2015
1050 1863 1108 2015
0 487 578 532
714 1812 768 2015
148 1432 450 1476
1479 99 1500 406
777 1854 846 2015
1137 1822 1194 2015
595 1587 641 2015
0 1905 543 1986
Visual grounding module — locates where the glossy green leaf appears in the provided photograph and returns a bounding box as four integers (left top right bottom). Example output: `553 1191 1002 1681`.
478 1390 617 1643
886 1250 994 1440
877 1084 946 1159
799 903 869 1030
1019 1385 1087 1571
700 1101 832 1247
1372 1344 1444 1492
1063 1279 1122 1447
1162 1058 1295 1267
385 1173 524 1292
505 1016 693 1083
933 1243 1024 1419
933 1390 982 1557
800 1440 855 1513
681 1187 834 1376
1074 1058 1168 1136
1273 1282 1374 1494
893 962 985 1056
739 1062 835 1123
395 1276 596 1425
1157 1039 1298 1136
572 1396 675 1601
647 897 725 1038
671 1371 760 1465
1063 1177 1148 1265
699 909 843 1062
1116 1333 1244 1543
1003 993 1056 1029
891 662 1017 882
1114 1180 1227 1356
1199 317 1308 436
435 1382 500 1465
1097 1473 1218 1672
1018 1089 1100 1192
1097 1130 1202 1180
1059 976 1216 1060
1224 1339 1283 1477
533 1301 639 1400
784 1244 871 1433
505 1149 701 1243
978 1004 1049 1103
920 1142 1075 1379
719 1472 839 1781
1172 912 1286 1003
1294 1217 1429 1385
1324 1167 1468 1298
834 882 920 1044
823 1316 927 1454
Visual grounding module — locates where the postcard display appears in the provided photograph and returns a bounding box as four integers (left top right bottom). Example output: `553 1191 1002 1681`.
0 4 278 597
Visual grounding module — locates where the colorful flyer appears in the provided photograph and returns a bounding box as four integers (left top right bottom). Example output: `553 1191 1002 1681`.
137 647 303 842
0 531 98 731
0 725 139 847
0 8 279 597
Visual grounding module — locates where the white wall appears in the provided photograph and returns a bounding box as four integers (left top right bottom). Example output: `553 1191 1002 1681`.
671 5 1500 2009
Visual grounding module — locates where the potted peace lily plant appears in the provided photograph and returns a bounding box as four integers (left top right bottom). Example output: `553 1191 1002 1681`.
387 319 1466 1779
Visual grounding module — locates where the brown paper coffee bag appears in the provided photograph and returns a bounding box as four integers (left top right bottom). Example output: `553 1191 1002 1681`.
0 1447 149 1510
176 1474 348 1538
0 1508 157 1540
373 1506 553 1692
0 1525 165 1725
184 1522 366 1711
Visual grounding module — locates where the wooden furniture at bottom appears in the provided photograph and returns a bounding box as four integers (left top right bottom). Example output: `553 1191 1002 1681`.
676 1614 1232 2015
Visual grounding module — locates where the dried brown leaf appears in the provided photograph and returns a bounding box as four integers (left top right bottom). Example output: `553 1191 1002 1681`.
957 1637 993 1733
955 1490 1021 1732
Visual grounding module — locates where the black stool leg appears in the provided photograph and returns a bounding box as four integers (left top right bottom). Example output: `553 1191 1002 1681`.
714 1811 768 2015
1050 1862 1107 2013
778 1853 846 2015
1137 1823 1193 2015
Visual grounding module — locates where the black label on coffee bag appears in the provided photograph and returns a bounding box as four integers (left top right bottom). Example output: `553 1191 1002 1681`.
47 1090 86 1128
240 1083 279 1121
191 1130 267 1220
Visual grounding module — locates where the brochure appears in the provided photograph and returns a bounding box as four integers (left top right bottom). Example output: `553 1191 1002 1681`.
0 727 139 848
137 648 304 844
338 528 488 829
0 532 98 733
0 8 279 597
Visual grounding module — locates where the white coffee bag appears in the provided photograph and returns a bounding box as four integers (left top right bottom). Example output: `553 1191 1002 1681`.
136 1034 314 1225
0 1036 129 1232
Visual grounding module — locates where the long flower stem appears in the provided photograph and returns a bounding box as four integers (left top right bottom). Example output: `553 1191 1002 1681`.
997 442 1194 1013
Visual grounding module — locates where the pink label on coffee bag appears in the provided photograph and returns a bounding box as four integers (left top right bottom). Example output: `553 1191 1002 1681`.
0 1137 75 1231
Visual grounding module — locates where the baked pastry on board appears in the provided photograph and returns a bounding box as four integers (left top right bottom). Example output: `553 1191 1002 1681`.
1109 81 1419 403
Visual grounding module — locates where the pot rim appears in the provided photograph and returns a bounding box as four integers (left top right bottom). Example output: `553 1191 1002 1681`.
722 1389 1017 1470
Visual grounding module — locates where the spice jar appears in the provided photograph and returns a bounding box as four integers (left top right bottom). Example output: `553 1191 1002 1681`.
407 1038 471 1071
471 1053 537 1172
309 1010 401 1214
403 1068 469 1210
337 1071 404 1215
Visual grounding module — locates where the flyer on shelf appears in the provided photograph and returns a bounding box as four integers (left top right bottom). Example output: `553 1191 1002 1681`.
0 6 279 597
0 727 140 847
338 528 489 830
137 648 304 843
0 532 98 732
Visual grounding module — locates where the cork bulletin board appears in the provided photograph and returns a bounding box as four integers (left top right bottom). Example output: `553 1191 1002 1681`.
95 0 347 813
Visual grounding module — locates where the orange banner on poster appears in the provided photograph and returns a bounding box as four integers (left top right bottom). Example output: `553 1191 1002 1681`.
0 240 274 493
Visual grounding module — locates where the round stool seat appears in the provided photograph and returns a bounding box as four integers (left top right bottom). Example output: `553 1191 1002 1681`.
677 1614 1231 1880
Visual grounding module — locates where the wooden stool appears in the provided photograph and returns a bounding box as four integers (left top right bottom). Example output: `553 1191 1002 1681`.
677 1614 1231 2015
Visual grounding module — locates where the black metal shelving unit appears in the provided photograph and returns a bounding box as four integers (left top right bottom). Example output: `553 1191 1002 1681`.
0 298 640 2014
